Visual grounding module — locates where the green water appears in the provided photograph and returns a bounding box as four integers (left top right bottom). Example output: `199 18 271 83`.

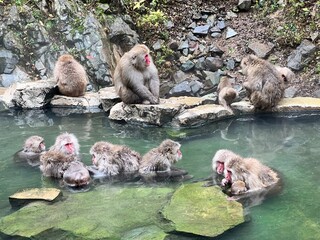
0 109 320 239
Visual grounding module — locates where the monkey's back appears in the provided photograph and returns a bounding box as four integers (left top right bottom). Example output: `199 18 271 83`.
54 59 88 97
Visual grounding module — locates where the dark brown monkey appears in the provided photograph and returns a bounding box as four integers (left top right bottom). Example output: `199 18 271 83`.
50 132 80 160
89 141 141 176
139 139 182 174
222 156 279 191
14 135 46 166
40 150 75 178
241 54 285 110
113 44 160 104
217 77 237 113
53 54 88 97
63 161 91 187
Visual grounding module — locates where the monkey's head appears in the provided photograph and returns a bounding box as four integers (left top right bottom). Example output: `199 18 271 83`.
160 139 182 163
24 136 45 153
224 158 247 184
240 54 259 75
130 44 152 70
58 54 74 63
53 133 79 155
275 66 295 82
231 180 247 195
89 142 111 166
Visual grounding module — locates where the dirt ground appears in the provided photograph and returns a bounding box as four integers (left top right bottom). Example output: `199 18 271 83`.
138 0 320 97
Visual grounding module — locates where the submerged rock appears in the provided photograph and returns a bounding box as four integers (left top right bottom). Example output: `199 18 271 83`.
162 182 244 237
9 188 61 208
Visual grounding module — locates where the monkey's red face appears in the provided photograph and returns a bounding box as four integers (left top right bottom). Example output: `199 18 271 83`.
65 143 74 154
177 149 182 160
145 54 151 66
216 161 224 174
225 170 232 183
92 154 97 165
39 142 46 151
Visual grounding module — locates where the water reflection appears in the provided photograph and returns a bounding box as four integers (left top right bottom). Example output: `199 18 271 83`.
0 110 320 239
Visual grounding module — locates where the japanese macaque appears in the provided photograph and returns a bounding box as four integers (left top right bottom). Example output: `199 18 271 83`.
14 135 46 166
222 157 279 192
53 54 88 97
241 54 285 110
50 133 80 159
40 150 75 178
63 161 91 187
113 44 160 104
89 141 141 177
40 133 81 178
212 149 241 175
217 77 238 113
139 139 182 174
230 180 247 195
275 65 295 82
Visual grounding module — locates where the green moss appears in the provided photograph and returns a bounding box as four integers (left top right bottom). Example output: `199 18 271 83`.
162 182 244 237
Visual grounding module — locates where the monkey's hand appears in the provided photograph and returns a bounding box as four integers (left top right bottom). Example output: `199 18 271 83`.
221 178 229 186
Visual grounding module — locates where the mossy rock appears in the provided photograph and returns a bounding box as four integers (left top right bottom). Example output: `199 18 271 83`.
161 182 244 237
0 185 173 239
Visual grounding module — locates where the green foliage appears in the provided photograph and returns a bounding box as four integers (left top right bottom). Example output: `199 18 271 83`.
139 10 166 27
256 0 320 46
124 0 167 28
155 45 174 65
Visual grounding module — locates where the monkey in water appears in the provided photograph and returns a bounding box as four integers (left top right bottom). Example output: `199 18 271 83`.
63 161 91 187
113 44 160 104
139 139 183 174
50 132 80 159
53 54 88 97
241 54 285 110
89 141 141 177
14 135 46 166
212 149 241 175
222 157 279 192
217 77 238 113
40 133 81 178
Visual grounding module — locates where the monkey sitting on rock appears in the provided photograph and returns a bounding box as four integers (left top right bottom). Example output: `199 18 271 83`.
113 44 160 104
53 54 88 97
241 54 287 110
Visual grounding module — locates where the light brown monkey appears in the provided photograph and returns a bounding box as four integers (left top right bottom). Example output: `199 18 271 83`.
113 44 160 104
212 149 241 175
139 139 182 174
40 150 75 178
63 161 91 187
14 135 46 166
50 132 80 159
230 180 247 195
241 54 285 110
275 65 295 82
217 77 237 113
40 133 81 178
222 156 279 191
89 141 141 176
53 54 88 97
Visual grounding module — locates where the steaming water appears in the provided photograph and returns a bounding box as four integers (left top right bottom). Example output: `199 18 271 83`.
0 109 319 239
